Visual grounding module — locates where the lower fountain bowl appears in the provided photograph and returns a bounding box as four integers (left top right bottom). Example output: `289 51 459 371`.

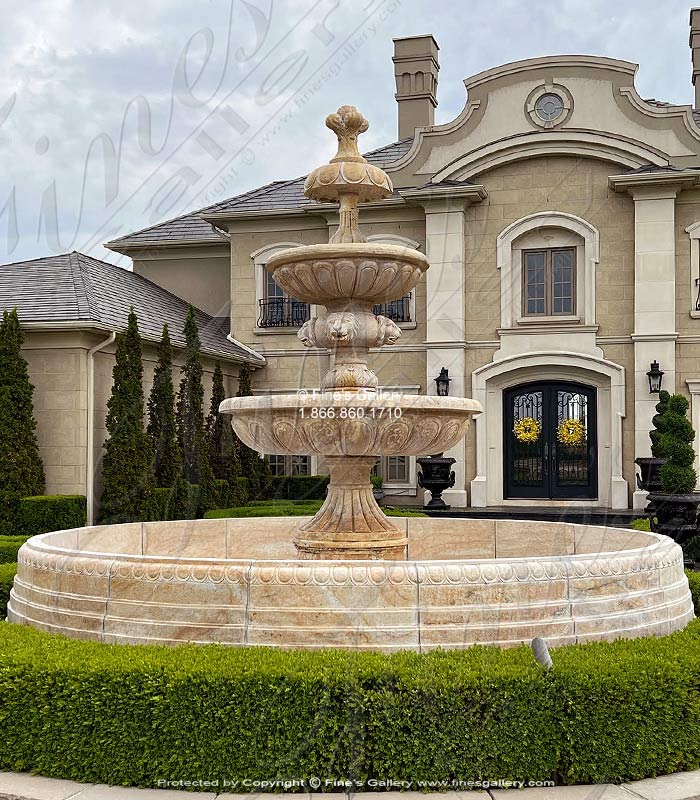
8 518 693 651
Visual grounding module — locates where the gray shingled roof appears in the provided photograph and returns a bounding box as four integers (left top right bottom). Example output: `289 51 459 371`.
107 138 414 250
0 252 264 363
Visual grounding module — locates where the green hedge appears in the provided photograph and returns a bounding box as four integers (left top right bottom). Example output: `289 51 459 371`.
1 495 86 537
152 479 250 521
0 564 17 617
0 537 28 565
205 501 425 520
686 569 700 612
629 517 651 531
1 616 700 789
205 500 322 519
270 475 330 501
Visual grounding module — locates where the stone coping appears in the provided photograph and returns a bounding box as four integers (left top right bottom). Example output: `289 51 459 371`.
17 517 670 563
1 769 700 799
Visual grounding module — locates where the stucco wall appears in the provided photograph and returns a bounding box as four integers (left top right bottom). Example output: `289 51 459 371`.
465 155 636 340
22 329 242 509
132 244 231 318
23 332 89 496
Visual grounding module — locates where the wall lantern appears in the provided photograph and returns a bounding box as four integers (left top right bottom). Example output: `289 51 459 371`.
435 367 451 397
647 360 664 394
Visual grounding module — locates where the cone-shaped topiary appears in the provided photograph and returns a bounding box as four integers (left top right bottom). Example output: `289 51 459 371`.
235 362 272 499
657 394 697 494
100 308 153 523
206 362 240 484
650 389 670 459
147 324 182 488
0 309 45 531
175 307 215 515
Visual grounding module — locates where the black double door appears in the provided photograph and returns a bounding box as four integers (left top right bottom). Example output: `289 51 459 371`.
504 381 597 500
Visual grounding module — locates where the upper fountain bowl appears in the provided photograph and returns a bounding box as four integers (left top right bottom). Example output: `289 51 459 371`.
266 243 428 307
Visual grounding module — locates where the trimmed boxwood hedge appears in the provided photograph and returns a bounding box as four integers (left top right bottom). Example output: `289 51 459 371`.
0 495 86 538
270 474 330 501
205 501 426 519
16 495 86 536
0 537 28 565
0 573 697 789
0 563 16 617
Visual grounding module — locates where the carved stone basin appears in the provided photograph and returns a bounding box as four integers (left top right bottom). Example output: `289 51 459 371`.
8 519 693 650
220 393 481 457
266 243 429 307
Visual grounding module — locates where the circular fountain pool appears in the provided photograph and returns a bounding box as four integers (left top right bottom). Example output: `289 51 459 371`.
7 518 693 651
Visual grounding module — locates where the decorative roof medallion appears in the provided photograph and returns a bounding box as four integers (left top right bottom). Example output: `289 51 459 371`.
525 82 573 129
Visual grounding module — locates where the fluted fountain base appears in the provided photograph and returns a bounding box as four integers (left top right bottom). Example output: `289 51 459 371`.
294 456 408 560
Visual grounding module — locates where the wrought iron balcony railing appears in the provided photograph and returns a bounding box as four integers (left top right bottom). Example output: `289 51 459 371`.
258 294 412 328
372 293 412 323
258 298 311 328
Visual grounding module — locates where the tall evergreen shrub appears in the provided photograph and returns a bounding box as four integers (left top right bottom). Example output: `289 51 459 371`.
0 309 45 531
206 362 240 484
175 307 214 514
100 309 152 523
235 362 271 499
147 324 181 487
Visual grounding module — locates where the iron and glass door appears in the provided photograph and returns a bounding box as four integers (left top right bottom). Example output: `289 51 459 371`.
504 382 597 500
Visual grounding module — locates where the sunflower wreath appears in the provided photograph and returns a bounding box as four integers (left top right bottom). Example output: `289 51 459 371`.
557 418 586 446
513 416 541 444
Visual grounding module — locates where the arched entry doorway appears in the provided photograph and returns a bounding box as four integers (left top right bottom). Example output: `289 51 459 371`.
470 351 628 509
504 381 597 500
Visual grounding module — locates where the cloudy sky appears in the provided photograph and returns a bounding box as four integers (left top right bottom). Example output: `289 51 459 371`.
0 0 695 265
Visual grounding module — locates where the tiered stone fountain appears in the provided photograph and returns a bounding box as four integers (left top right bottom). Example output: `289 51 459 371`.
7 107 694 651
222 105 480 560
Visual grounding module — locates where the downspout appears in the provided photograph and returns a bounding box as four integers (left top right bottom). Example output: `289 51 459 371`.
86 331 116 525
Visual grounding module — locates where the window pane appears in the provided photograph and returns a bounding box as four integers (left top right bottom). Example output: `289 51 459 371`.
552 250 573 314
524 252 546 315
291 455 310 476
269 455 285 476
266 271 284 299
387 456 409 483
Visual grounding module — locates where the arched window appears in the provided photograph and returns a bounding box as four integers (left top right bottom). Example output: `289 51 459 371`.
250 243 310 330
496 212 600 328
366 234 421 326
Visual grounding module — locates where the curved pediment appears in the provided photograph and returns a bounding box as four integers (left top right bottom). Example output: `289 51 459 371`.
386 54 700 185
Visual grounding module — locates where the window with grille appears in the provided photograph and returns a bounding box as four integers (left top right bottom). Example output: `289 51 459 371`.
372 456 410 485
522 247 576 317
268 455 310 476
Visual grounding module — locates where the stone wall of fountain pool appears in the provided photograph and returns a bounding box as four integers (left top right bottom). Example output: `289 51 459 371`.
7 518 693 651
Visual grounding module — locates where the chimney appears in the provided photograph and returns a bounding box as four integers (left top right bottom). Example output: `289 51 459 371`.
392 35 439 140
691 8 700 108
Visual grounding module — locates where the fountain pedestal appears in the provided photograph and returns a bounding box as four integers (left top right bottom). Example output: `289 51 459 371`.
295 456 407 560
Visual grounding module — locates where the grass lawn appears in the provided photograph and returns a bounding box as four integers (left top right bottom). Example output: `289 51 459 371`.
205 499 426 518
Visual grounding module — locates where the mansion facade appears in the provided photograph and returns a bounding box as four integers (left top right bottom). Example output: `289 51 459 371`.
96 13 700 510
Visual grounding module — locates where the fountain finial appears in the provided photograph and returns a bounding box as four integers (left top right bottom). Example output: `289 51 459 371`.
326 105 368 163
304 105 393 243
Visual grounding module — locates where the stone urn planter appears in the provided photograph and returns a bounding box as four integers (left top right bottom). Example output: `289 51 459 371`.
635 456 667 493
648 492 700 545
417 455 456 510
